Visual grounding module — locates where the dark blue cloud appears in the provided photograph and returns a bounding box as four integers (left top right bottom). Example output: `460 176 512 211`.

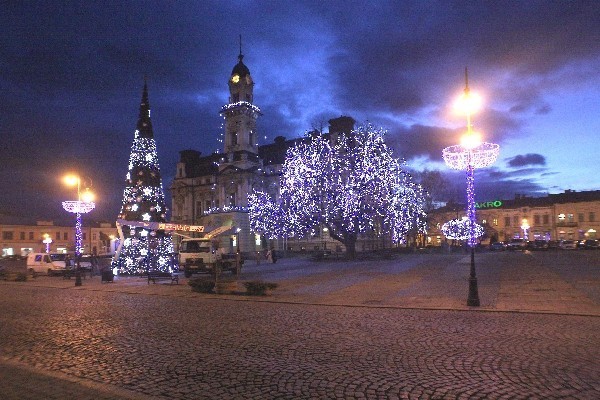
507 154 547 168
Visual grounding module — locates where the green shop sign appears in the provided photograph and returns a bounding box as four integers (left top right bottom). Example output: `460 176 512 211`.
475 200 503 209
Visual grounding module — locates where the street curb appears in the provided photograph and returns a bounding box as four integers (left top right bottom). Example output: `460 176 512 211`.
0 358 160 400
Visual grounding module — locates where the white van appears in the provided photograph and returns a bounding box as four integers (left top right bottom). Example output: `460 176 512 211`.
27 253 68 276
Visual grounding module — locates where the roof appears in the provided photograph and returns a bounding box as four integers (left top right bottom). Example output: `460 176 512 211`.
231 55 250 78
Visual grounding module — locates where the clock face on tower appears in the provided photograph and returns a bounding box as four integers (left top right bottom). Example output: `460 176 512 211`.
231 74 240 83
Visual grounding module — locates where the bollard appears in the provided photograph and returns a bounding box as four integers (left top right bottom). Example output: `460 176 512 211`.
75 270 82 286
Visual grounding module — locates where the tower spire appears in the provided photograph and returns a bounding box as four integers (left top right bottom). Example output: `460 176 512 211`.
239 34 243 62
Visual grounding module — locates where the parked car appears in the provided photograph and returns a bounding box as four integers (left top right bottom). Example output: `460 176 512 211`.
547 240 560 250
489 242 506 251
506 239 528 250
27 253 69 276
583 239 599 250
528 240 549 251
559 240 577 250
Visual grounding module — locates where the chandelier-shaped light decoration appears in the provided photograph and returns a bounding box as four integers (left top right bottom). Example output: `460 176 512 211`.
62 200 95 255
441 217 484 241
442 142 500 170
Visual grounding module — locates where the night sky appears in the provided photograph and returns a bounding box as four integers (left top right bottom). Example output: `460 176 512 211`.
1 1 599 223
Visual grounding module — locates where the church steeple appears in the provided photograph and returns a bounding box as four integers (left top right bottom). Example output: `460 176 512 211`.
136 78 154 138
220 41 261 158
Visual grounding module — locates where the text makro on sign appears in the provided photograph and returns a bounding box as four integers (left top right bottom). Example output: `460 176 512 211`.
475 200 503 209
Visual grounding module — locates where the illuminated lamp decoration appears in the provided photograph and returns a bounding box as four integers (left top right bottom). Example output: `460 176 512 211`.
62 198 95 256
442 68 499 307
441 217 484 241
112 80 175 274
42 233 53 253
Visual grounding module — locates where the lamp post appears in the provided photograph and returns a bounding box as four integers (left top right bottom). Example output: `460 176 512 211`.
521 219 530 241
62 175 95 280
443 69 499 307
42 233 52 253
235 227 241 275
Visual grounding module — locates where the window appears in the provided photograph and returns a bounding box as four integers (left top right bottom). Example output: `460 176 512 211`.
55 232 60 240
493 218 498 226
534 215 540 225
92 233 97 241
543 215 549 225
229 193 236 207
83 233 87 240
205 200 211 212
590 212 595 222
29 232 34 240
2 231 14 240
63 232 68 240
20 232 25 240
196 201 203 217
567 214 574 222
513 216 519 225
505 217 511 227
578 213 584 222
231 131 238 145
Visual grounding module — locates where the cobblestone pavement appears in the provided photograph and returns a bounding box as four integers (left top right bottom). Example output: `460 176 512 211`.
0 285 599 398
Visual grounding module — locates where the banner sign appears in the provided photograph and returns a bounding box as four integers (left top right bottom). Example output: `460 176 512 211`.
475 200 503 209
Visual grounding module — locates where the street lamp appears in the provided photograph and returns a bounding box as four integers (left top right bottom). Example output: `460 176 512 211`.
42 233 52 253
62 175 95 256
521 219 530 240
443 69 499 307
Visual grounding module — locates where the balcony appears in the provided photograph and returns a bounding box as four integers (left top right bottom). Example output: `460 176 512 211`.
556 221 578 227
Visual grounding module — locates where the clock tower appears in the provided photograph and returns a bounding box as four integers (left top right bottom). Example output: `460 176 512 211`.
219 48 261 161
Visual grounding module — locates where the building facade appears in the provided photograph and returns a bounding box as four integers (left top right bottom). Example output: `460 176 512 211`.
0 219 118 257
428 190 600 245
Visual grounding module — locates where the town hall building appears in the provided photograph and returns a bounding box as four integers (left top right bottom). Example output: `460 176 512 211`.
169 50 355 255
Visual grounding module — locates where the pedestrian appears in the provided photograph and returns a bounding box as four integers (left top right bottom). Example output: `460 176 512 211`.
271 248 277 264
255 251 261 265
266 249 272 263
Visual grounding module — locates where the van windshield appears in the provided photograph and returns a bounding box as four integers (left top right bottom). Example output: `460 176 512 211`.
180 241 211 253
49 254 66 261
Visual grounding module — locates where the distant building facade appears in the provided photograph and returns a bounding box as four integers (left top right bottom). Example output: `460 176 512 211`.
428 190 600 244
0 219 117 257
170 50 358 254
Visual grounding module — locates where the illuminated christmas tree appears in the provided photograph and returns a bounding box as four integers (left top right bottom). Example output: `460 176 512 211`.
113 81 175 274
249 124 427 258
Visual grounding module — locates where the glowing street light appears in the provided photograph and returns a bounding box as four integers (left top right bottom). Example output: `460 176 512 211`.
521 219 530 241
42 233 52 253
62 174 95 256
442 69 499 307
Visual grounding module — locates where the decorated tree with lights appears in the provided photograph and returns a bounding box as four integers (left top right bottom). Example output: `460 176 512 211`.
249 124 427 258
113 81 175 274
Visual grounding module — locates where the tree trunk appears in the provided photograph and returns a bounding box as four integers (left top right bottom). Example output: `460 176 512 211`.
344 234 357 259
